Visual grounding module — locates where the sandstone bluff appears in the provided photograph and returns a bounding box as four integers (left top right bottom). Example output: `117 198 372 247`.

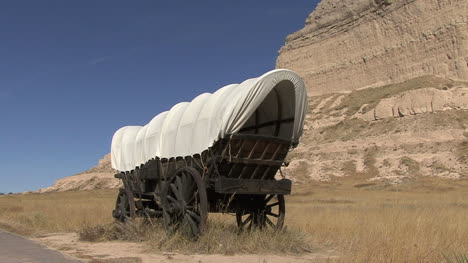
277 0 468 95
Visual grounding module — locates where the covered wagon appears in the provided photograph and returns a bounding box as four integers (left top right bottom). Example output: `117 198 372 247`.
111 69 307 239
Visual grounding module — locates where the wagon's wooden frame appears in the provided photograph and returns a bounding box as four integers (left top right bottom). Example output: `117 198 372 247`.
112 133 293 239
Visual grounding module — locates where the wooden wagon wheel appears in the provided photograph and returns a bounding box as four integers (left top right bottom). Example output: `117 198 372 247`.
113 190 135 222
236 194 285 231
161 167 208 240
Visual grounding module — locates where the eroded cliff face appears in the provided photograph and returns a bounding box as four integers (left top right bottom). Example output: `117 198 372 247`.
277 0 468 95
283 76 468 184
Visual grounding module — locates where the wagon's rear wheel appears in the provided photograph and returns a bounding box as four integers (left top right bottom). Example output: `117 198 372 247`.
162 167 208 240
113 190 135 222
236 194 285 231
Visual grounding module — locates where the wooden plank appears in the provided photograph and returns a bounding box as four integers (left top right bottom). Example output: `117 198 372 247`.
219 156 283 167
214 178 292 195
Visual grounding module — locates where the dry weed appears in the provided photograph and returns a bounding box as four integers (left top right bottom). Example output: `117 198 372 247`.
79 218 312 255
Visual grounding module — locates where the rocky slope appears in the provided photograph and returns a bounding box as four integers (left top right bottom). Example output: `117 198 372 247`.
37 154 121 193
284 76 468 183
277 0 468 95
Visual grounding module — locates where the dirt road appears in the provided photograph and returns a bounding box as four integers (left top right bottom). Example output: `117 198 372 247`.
34 232 336 263
0 229 82 263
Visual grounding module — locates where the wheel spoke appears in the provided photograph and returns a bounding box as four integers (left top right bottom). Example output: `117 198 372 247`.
175 175 182 188
166 208 180 225
238 209 247 216
178 174 186 200
175 177 184 198
185 214 199 236
256 213 266 227
187 195 194 205
187 189 198 204
187 184 196 202
265 217 275 228
167 195 178 205
170 183 183 201
183 173 196 200
242 214 253 227
267 212 279 218
266 202 280 208
264 194 275 204
186 209 201 222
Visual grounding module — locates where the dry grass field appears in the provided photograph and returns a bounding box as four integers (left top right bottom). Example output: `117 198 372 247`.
1 177 467 262
289 177 468 262
0 189 116 235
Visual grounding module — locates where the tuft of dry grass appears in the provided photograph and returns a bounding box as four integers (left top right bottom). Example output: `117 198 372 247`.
79 218 312 255
442 252 468 263
399 156 420 175
79 220 147 243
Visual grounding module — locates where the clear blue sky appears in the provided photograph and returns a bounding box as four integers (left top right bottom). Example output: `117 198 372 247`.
0 0 318 193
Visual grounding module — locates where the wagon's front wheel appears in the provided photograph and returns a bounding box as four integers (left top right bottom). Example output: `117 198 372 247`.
113 189 135 222
162 167 208 240
236 194 285 231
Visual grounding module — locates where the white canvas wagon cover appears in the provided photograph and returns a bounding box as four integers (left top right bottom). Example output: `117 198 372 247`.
111 69 307 172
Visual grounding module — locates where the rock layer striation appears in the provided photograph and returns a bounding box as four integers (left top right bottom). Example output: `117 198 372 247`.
283 76 468 183
277 0 468 95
